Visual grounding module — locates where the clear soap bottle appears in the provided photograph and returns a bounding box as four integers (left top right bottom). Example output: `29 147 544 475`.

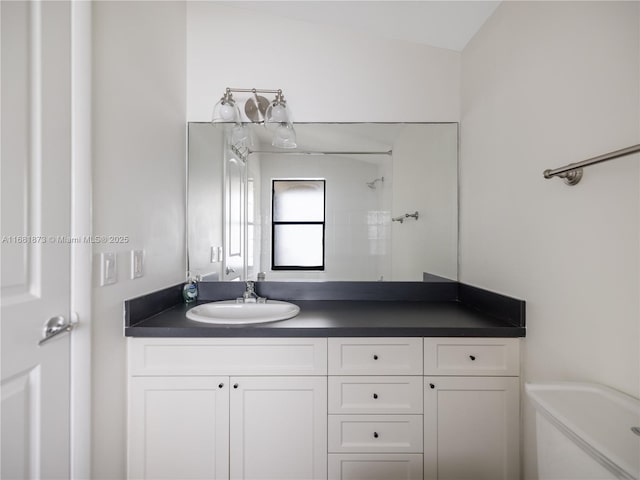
182 275 198 304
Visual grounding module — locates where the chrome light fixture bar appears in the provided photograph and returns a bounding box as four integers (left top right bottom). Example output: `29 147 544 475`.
212 87 297 149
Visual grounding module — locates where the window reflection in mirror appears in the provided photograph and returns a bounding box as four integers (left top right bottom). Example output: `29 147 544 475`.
272 179 326 270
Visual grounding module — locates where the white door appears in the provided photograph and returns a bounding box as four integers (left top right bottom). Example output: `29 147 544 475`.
424 376 520 480
224 146 246 281
230 376 327 480
128 376 230 480
1 2 73 478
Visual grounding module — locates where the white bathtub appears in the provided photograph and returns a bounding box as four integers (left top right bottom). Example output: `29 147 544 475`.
526 383 640 480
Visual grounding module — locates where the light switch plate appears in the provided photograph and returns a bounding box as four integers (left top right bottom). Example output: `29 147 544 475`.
131 250 144 279
211 246 223 263
100 252 117 286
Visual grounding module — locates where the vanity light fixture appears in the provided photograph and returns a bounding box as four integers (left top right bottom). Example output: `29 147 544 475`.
212 87 297 149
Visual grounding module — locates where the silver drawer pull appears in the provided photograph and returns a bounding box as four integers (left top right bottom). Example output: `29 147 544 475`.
39 316 73 346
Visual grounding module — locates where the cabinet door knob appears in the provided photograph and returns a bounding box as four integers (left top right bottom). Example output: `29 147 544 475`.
218 383 224 389
233 383 239 389
429 383 435 389
373 432 379 438
373 393 378 399
373 354 378 360
469 355 476 361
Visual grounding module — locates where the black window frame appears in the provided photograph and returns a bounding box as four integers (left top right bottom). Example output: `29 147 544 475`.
271 179 326 271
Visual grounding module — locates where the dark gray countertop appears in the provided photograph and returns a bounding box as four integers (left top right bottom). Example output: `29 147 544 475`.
124 300 525 338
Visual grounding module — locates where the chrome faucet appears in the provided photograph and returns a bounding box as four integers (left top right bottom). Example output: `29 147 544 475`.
239 281 266 303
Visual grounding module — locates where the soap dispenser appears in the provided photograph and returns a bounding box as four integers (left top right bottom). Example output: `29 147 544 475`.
182 274 198 304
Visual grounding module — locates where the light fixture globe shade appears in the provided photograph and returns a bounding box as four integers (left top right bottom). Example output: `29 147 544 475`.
270 104 288 122
272 123 297 149
212 99 240 123
265 102 290 130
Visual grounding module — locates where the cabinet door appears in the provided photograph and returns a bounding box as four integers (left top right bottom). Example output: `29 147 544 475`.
424 377 519 480
128 376 229 480
230 376 327 480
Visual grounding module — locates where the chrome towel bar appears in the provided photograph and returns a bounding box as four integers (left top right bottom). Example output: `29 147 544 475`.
544 144 640 185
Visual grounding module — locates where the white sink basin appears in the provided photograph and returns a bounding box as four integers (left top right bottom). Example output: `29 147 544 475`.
186 300 300 325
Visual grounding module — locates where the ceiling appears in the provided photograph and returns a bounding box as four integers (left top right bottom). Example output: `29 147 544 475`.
218 1 501 51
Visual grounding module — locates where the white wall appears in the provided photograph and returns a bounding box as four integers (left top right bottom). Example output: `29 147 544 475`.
91 2 186 478
186 3 460 123
460 2 640 478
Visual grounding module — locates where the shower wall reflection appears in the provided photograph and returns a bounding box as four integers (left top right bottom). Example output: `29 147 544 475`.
187 123 458 282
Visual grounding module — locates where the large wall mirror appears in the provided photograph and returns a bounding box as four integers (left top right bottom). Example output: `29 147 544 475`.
187 122 458 282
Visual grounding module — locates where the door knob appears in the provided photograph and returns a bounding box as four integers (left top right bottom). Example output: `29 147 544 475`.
226 267 235 275
39 316 73 346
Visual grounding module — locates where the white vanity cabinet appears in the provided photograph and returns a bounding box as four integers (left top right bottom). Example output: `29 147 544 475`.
127 338 328 480
128 336 521 480
423 338 520 480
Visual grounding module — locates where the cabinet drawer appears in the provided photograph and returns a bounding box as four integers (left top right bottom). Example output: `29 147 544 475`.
423 338 519 376
328 338 422 375
129 338 327 375
328 415 423 453
329 376 423 414
328 454 423 480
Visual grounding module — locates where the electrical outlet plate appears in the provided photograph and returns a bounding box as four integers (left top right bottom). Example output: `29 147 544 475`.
131 250 144 279
100 252 117 286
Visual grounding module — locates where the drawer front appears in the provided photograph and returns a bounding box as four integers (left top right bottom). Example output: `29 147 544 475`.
128 338 327 375
328 454 423 480
328 415 423 453
329 376 423 414
424 338 519 376
328 338 423 375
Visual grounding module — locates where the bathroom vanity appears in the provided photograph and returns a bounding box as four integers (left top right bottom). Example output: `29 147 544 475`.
125 282 524 480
